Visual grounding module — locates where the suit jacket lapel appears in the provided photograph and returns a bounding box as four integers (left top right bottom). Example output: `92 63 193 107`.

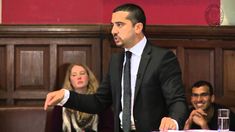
115 52 124 111
134 43 151 102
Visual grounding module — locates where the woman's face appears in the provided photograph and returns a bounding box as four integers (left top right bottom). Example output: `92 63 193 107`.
69 65 89 91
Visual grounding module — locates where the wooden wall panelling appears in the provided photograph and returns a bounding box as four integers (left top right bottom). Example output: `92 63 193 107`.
214 47 223 99
0 46 6 91
0 45 6 105
216 41 235 110
1 25 235 130
223 49 235 95
101 35 111 79
6 44 15 105
0 25 235 110
15 45 50 106
184 48 214 98
15 45 49 91
49 44 57 93
0 25 102 106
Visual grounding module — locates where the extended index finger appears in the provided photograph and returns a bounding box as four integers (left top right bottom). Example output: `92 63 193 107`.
44 93 53 110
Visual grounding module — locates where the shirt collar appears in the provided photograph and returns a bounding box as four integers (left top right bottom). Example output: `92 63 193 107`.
125 36 147 57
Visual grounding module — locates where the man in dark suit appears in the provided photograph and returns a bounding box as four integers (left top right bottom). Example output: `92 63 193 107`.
44 3 188 132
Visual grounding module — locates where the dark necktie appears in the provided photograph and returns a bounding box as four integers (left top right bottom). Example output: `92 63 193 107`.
122 51 132 132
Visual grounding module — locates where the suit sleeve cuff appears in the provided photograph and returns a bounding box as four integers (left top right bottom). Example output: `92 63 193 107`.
57 89 70 106
172 119 179 130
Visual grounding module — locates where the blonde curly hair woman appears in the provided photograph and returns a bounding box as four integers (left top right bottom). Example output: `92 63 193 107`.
62 63 98 132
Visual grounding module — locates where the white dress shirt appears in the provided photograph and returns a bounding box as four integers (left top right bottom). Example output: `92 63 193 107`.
119 36 147 129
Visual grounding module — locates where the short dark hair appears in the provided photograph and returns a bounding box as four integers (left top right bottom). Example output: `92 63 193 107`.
113 3 146 33
191 80 214 95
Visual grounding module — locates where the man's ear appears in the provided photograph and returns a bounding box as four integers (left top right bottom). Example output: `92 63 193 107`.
211 94 215 103
135 22 143 34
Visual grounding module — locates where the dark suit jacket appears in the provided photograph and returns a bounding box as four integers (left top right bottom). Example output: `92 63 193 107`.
64 41 188 132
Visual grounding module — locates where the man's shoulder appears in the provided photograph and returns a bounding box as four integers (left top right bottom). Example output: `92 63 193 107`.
146 41 172 55
213 103 235 115
213 103 229 109
147 41 167 51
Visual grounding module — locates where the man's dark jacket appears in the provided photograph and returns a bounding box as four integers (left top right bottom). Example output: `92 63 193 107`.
64 42 188 132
